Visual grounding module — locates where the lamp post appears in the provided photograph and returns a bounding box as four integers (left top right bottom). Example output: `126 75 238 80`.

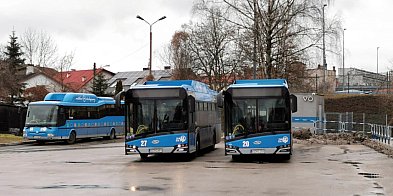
137 15 167 80
377 47 380 74
322 4 327 93
342 28 346 91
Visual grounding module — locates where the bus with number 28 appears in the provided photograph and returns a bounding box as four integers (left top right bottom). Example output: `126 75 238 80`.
217 79 297 160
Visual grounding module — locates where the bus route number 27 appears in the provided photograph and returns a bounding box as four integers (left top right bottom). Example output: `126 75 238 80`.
141 140 147 147
242 141 250 147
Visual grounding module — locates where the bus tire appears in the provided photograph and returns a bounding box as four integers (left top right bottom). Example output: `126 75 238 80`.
110 129 116 139
208 132 216 151
105 129 116 140
232 155 241 162
195 135 201 156
36 140 46 145
140 153 148 161
66 131 76 145
281 154 291 161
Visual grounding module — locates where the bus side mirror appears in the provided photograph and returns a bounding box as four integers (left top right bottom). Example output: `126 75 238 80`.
188 95 195 113
290 94 297 113
115 91 125 108
216 92 223 108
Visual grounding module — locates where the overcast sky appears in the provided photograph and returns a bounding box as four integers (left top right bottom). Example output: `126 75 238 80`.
1 0 392 74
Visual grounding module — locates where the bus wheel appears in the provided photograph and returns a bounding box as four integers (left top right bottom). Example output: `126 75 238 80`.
140 153 148 161
107 129 116 140
209 133 216 151
195 136 201 156
66 131 76 145
281 154 291 161
232 155 242 162
36 140 46 145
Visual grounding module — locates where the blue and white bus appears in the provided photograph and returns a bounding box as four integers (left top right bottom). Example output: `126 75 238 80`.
116 80 221 160
217 79 297 160
24 93 124 144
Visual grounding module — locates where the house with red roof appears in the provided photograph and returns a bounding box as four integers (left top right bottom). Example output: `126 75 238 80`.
20 65 63 92
20 65 115 93
54 68 114 93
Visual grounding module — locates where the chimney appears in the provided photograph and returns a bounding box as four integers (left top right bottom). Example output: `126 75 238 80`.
71 69 76 71
143 67 149 71
82 76 86 82
164 66 171 70
333 66 335 71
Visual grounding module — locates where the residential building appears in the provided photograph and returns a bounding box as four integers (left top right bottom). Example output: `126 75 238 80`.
54 68 114 93
306 65 337 93
20 65 63 92
106 70 172 94
336 67 388 93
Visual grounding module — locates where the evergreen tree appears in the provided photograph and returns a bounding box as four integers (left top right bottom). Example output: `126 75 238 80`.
92 71 109 96
4 31 25 73
3 30 25 103
115 80 123 95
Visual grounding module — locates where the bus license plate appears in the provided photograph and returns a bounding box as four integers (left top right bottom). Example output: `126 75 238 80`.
33 136 41 139
251 149 265 154
150 148 163 153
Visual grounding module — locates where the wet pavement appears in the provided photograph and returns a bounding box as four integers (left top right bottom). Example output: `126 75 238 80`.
0 139 392 195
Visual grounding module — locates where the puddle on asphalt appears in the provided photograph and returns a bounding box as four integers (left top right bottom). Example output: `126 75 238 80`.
126 186 166 192
65 161 91 164
204 166 231 169
152 177 172 181
38 184 110 189
358 172 380 179
300 161 316 164
343 161 362 165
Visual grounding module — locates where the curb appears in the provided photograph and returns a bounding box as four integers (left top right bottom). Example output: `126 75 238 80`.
0 140 35 147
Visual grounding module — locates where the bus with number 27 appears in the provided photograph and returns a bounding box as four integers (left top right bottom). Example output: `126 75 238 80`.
217 79 297 160
116 80 221 160
24 93 124 144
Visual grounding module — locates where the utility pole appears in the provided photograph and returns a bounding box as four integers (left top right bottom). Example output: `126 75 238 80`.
322 4 327 93
253 0 257 79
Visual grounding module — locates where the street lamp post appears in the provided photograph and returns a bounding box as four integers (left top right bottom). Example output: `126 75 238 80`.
322 4 327 93
342 28 346 91
137 15 167 80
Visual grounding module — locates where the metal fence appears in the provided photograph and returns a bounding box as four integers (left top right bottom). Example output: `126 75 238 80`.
310 112 393 146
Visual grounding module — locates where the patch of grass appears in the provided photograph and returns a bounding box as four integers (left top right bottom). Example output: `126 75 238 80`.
0 134 23 144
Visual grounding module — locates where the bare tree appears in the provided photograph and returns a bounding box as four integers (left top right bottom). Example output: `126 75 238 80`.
56 51 75 91
180 2 240 90
0 61 19 102
20 28 58 67
220 0 341 89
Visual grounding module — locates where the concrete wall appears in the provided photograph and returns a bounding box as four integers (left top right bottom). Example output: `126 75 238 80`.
292 93 324 132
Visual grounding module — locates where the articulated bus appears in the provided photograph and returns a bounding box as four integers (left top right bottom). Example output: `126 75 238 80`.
116 80 221 160
217 79 297 160
24 93 124 144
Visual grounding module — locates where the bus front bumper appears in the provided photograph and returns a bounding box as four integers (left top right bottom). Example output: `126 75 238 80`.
226 146 291 155
25 135 64 140
126 144 189 155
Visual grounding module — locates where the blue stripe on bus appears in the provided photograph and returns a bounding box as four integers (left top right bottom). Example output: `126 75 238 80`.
292 117 319 123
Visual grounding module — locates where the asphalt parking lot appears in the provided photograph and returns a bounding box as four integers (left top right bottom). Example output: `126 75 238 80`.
0 139 392 196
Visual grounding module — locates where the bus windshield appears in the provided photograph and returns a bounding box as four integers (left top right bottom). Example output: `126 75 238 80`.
26 105 58 127
135 99 186 135
230 98 290 137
